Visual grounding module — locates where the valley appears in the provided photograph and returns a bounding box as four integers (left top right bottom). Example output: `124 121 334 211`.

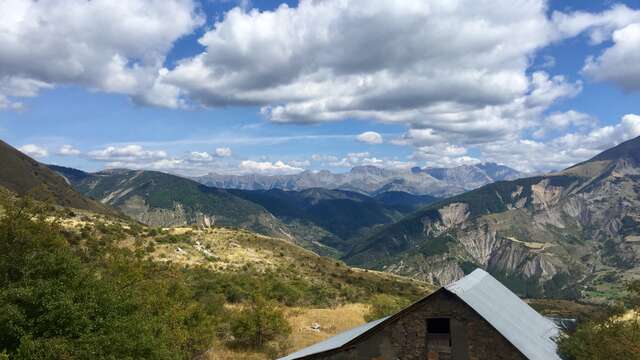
47 137 640 303
0 136 635 359
345 136 640 301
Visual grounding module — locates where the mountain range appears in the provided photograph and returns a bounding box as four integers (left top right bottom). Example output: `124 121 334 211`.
6 136 640 301
344 136 640 300
194 162 525 197
48 165 437 257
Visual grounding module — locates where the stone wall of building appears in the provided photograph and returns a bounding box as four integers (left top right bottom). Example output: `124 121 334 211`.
309 290 527 360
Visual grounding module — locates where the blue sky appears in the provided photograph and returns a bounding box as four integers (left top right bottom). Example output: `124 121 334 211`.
1 0 639 175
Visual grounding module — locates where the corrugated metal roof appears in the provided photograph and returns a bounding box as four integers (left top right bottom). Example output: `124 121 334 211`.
279 268 561 360
446 269 561 360
278 316 389 360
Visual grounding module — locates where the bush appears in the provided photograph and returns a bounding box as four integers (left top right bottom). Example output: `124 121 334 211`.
365 294 411 322
229 295 291 350
558 281 640 360
0 198 213 359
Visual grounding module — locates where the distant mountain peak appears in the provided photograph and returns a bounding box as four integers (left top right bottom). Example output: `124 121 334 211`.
194 162 525 197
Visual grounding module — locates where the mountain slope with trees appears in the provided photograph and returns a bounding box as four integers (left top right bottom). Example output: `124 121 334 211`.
345 136 640 301
0 141 113 215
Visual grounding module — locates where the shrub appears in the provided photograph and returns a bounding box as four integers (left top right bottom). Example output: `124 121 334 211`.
365 294 411 322
558 281 640 360
229 295 291 350
0 198 213 359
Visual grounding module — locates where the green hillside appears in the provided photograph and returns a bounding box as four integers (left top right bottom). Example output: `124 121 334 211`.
0 141 114 215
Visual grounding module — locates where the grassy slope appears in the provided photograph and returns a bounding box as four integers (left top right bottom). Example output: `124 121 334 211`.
0 140 114 215
58 168 290 238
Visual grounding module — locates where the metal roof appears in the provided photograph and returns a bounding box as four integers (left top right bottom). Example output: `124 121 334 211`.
279 268 561 360
278 316 389 360
445 269 561 360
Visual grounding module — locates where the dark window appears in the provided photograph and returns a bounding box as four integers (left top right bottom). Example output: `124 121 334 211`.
427 318 450 334
426 318 452 354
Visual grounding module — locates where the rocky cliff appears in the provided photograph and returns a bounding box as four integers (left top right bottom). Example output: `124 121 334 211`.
345 136 640 300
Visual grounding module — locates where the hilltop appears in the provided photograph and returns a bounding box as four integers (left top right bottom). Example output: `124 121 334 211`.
50 167 292 239
0 140 114 215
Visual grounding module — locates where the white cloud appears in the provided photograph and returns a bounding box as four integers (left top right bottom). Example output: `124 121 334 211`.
356 131 383 144
104 158 185 172
311 154 339 163
0 95 22 110
480 114 640 172
239 160 304 175
19 144 48 158
327 151 414 170
411 143 480 168
186 148 232 163
57 144 81 156
188 151 214 163
533 110 597 138
165 0 560 144
288 159 311 167
551 4 640 44
552 4 640 92
215 147 233 157
0 0 203 108
544 110 596 130
88 145 167 162
583 23 640 92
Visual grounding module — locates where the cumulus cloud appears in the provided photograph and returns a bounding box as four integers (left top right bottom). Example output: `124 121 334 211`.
552 4 640 92
311 154 339 163
356 131 383 144
19 144 48 158
57 144 81 156
533 110 597 138
88 145 168 162
215 147 233 157
165 1 558 138
551 4 640 44
411 143 480 168
583 23 640 92
327 152 414 170
239 160 304 175
0 0 202 108
188 151 214 163
480 114 640 172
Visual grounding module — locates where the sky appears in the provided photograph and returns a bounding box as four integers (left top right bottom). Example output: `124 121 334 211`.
1 0 640 176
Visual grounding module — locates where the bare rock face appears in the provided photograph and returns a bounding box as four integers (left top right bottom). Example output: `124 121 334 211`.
119 196 188 227
346 136 640 300
531 179 564 210
438 203 470 229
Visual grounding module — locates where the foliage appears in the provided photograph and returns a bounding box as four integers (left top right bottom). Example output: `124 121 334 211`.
558 281 640 360
364 294 411 322
229 295 291 351
0 198 213 359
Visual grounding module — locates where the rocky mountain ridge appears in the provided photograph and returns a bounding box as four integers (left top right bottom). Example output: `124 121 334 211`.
344 136 640 301
50 165 438 257
195 162 525 197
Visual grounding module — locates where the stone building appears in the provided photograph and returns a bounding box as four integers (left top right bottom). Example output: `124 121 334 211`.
279 269 560 360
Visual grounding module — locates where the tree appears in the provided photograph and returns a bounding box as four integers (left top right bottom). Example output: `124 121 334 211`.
558 281 640 360
229 294 291 350
0 198 213 359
